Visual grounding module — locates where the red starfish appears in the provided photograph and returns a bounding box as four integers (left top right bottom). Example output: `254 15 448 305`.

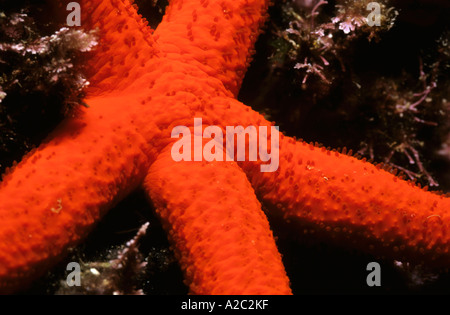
0 0 449 294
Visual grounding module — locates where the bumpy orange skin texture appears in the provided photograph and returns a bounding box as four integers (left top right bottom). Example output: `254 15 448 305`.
244 137 450 267
0 0 290 294
146 144 291 294
0 0 448 294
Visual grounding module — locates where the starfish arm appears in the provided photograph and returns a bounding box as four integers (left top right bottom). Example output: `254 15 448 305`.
242 135 450 268
76 0 158 95
188 93 450 268
0 96 151 294
153 0 270 97
144 144 291 294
